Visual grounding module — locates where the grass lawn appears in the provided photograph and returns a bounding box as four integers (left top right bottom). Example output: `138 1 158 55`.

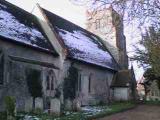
87 101 136 120
0 101 136 120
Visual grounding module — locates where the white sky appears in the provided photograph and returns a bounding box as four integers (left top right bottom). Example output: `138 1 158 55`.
7 0 86 27
7 0 144 80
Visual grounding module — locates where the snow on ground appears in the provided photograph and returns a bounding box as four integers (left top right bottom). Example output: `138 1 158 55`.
17 106 111 120
81 106 111 116
23 115 40 120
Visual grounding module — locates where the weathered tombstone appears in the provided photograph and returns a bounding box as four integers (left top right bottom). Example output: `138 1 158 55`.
72 99 81 111
50 98 61 116
65 99 72 111
25 97 33 112
35 97 43 110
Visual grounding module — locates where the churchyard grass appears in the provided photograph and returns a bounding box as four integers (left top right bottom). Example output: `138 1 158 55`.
0 101 136 120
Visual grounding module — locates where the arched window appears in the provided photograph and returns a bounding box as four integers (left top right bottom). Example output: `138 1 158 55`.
46 70 56 91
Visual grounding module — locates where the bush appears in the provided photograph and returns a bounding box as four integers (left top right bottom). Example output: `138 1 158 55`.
4 96 16 119
98 100 106 106
26 68 42 109
63 65 78 100
33 108 43 114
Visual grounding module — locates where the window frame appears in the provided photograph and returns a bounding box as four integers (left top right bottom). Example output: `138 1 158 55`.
46 69 56 91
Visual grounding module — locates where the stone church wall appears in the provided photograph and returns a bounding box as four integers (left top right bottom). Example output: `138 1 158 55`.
0 39 62 111
63 60 115 106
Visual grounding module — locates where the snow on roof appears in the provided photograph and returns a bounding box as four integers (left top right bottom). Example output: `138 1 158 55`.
42 8 118 70
0 1 56 53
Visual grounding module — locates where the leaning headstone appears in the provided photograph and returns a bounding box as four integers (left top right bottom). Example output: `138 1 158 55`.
50 98 61 116
72 99 81 111
25 97 33 112
65 99 72 111
35 97 43 110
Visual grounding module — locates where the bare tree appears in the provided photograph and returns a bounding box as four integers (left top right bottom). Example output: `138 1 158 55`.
70 0 160 26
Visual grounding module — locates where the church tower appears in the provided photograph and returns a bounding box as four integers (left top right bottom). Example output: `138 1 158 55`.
86 7 128 69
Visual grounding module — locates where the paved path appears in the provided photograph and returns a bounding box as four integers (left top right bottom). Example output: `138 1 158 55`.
96 105 160 120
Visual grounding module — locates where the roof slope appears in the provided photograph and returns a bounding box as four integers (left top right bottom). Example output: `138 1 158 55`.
0 1 56 54
111 70 131 87
42 8 118 70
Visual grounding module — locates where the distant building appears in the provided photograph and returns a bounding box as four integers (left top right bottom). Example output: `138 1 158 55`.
146 80 160 101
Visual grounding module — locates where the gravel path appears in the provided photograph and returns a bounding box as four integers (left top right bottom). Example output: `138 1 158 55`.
96 105 160 120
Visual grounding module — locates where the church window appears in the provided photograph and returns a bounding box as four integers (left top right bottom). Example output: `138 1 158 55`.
46 70 56 91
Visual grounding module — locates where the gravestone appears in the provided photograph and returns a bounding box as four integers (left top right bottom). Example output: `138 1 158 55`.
50 98 60 116
73 99 81 111
65 99 72 111
35 97 43 110
25 97 33 112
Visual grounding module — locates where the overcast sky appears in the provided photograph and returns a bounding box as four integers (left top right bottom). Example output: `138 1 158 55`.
6 0 144 80
7 0 86 27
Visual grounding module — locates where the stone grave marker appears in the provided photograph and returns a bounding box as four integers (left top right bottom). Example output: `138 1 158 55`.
35 97 43 110
50 98 61 116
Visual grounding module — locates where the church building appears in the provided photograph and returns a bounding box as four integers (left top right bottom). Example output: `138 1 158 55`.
0 0 136 112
